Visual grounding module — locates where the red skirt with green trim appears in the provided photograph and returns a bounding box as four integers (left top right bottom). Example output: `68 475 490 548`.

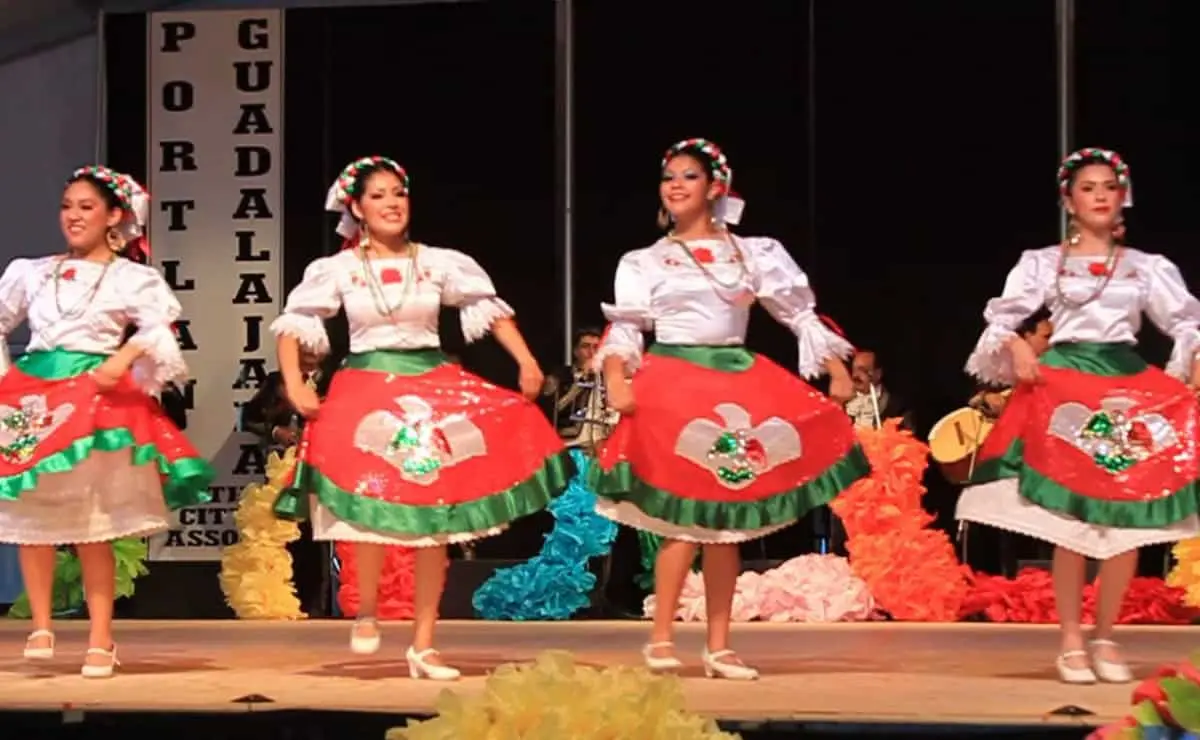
969 355 1200 530
590 346 870 543
0 355 214 545
275 357 570 546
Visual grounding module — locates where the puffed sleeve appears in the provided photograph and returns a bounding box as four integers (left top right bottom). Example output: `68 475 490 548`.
593 250 652 374
270 257 341 356
1144 255 1200 381
750 238 853 379
124 264 188 394
964 249 1045 386
439 249 515 343
0 258 32 376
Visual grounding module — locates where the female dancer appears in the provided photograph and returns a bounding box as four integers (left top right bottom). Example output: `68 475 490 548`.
592 139 867 679
0 166 213 678
272 156 568 680
957 148 1200 683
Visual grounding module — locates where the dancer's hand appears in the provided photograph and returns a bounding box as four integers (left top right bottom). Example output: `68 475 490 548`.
827 373 854 404
518 360 544 400
1012 339 1043 384
607 378 636 414
91 357 127 392
286 380 321 419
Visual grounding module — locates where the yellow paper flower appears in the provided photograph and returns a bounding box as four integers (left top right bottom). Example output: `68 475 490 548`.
219 447 306 620
387 651 740 740
1167 537 1200 607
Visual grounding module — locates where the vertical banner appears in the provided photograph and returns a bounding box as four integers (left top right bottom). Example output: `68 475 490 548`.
146 10 284 561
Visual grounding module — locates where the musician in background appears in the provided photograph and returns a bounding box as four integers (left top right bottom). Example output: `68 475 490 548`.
845 349 913 430
969 308 1053 417
542 328 615 450
242 347 333 615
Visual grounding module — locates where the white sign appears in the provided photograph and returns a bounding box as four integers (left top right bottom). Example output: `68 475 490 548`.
145 10 284 561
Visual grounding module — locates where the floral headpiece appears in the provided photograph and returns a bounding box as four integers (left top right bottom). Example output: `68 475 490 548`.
70 165 152 259
325 155 409 241
662 138 744 225
1057 147 1133 208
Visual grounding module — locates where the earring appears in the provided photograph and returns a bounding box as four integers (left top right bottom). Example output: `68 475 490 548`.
1066 218 1082 246
656 207 671 231
106 227 126 254
357 223 370 251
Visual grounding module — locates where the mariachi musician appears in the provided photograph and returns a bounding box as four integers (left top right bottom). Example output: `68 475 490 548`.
543 327 619 452
241 346 334 615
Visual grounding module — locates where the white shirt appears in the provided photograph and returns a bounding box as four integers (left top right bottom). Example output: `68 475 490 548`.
0 256 187 392
270 245 513 354
966 245 1200 385
594 235 852 379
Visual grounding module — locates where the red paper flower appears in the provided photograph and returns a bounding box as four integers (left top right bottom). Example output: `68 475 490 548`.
1088 261 1110 277
379 267 403 285
691 247 715 263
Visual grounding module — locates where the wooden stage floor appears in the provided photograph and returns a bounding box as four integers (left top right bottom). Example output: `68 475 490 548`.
0 620 1194 728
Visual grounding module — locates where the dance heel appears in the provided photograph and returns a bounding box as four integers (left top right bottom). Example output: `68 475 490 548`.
405 647 460 681
1089 639 1133 684
81 645 119 679
701 649 759 681
349 617 380 655
1055 649 1097 685
23 630 55 660
642 642 683 672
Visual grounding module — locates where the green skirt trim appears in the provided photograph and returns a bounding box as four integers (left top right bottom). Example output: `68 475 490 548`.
648 344 756 373
586 445 870 531
975 439 1198 528
2 348 213 507
1039 341 1146 377
341 348 449 375
274 450 574 535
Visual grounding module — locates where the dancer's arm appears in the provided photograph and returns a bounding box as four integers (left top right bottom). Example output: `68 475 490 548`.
1144 254 1200 385
965 250 1046 387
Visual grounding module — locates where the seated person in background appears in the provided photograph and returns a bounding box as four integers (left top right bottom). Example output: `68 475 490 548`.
969 308 1053 417
242 347 329 450
845 349 913 430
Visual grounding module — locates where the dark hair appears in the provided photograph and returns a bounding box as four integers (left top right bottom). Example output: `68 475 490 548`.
574 327 602 346
663 148 717 182
1063 155 1118 192
68 173 124 212
1017 307 1052 337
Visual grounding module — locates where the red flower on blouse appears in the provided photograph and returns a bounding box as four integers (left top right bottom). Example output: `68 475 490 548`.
60 267 76 281
379 267 403 285
691 247 715 264
1087 261 1110 277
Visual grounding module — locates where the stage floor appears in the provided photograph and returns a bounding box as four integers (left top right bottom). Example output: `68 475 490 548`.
0 620 1193 728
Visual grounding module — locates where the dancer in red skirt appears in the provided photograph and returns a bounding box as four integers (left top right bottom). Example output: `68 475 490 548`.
272 156 567 680
956 148 1200 684
592 139 868 679
0 166 214 678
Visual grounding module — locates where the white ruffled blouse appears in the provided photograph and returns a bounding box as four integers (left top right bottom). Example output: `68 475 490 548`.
594 236 852 379
0 256 188 393
966 245 1200 385
270 245 514 354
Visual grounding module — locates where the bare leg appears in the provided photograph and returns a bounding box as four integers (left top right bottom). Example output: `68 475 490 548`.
648 538 697 659
1092 549 1138 664
701 543 740 654
411 545 448 666
75 542 115 666
1052 545 1088 669
17 545 57 651
353 542 386 641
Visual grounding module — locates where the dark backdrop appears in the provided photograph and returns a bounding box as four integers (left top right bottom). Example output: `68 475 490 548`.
106 0 1199 578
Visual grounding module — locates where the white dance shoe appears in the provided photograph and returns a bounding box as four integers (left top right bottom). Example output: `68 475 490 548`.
1089 639 1133 683
81 645 119 679
642 641 683 672
349 618 380 655
1055 649 1097 684
405 646 460 681
23 630 55 660
702 648 759 681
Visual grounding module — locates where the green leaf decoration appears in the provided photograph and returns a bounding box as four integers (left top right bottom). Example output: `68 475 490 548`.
1160 677 1200 731
1133 699 1165 726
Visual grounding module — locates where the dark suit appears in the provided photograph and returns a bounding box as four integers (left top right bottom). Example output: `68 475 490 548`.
241 366 334 617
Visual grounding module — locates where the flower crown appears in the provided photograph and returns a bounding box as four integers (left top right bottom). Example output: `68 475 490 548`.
71 165 136 211
334 156 409 204
662 138 732 189
1057 147 1131 198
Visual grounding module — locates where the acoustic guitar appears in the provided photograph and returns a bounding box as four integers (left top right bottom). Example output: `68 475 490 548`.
927 390 1010 484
